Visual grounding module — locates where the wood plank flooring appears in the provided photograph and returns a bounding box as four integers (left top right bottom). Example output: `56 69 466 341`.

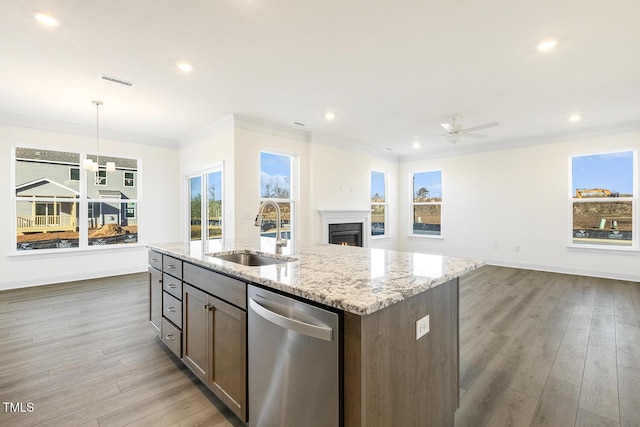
0 266 638 426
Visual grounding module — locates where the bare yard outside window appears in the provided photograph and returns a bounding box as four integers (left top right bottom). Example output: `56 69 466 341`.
571 151 634 247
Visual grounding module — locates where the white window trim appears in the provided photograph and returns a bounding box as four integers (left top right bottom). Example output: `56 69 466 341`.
186 164 224 254
371 170 389 239
410 170 443 239
12 145 141 255
259 150 297 242
567 149 637 251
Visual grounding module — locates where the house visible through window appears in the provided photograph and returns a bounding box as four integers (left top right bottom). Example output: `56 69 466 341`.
260 151 294 241
411 170 442 237
371 171 387 236
188 168 223 252
571 150 635 248
14 147 139 251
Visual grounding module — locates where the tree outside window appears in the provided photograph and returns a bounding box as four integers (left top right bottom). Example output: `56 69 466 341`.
371 171 387 236
260 151 294 241
411 170 442 237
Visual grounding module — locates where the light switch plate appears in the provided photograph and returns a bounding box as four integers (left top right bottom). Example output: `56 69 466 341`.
416 314 430 340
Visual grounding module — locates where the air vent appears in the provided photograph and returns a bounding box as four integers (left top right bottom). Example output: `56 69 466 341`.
100 74 134 87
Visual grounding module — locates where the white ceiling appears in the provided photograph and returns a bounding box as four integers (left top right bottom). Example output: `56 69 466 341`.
2 0 640 158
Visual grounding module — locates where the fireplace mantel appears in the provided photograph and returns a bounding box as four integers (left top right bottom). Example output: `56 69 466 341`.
318 210 371 247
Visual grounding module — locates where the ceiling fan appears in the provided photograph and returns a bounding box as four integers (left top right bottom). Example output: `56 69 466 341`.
440 116 499 143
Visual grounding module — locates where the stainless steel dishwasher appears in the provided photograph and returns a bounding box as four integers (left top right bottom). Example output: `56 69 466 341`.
248 284 340 427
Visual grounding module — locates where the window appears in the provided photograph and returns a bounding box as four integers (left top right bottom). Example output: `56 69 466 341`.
411 170 442 237
371 171 387 236
69 167 80 181
188 168 223 252
260 151 295 241
14 147 139 251
95 170 107 186
124 171 135 187
570 150 635 248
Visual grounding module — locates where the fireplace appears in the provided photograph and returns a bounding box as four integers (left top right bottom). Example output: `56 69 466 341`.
328 222 363 247
318 210 371 247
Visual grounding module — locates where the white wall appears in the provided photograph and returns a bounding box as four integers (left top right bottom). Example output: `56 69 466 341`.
1 123 180 290
400 131 640 281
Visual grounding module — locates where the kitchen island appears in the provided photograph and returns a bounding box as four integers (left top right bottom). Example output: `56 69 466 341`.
148 238 484 426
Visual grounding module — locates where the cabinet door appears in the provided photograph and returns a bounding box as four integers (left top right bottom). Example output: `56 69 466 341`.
209 296 247 422
149 267 163 336
182 284 210 384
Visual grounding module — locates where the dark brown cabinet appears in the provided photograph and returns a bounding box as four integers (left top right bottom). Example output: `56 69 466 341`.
148 250 183 358
148 266 163 336
182 283 247 422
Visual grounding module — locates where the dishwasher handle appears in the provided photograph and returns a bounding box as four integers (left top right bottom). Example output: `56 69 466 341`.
249 298 333 341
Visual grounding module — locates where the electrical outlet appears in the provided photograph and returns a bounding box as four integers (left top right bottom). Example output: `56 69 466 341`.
416 314 430 340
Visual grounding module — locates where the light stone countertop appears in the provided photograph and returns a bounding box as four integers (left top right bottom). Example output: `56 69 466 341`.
148 238 485 316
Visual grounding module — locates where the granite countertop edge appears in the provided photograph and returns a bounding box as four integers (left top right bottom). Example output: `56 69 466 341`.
147 241 485 315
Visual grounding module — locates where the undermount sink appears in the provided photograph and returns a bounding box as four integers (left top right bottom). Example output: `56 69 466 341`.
208 251 296 266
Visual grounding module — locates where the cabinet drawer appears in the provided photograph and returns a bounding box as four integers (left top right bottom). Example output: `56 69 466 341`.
163 255 183 279
183 263 247 309
163 273 182 300
161 317 182 358
163 292 182 328
148 251 163 271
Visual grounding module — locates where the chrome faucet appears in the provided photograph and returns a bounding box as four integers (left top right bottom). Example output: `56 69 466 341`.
255 200 287 254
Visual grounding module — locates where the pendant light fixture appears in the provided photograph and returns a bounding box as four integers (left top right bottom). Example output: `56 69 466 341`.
84 100 116 182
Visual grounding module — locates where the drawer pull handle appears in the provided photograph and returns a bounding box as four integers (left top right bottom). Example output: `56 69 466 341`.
165 333 175 340
151 258 158 262
167 284 176 289
167 306 177 312
203 304 210 311
159 279 163 284
167 264 176 269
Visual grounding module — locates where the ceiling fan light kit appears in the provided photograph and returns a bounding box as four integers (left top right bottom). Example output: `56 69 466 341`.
440 116 499 143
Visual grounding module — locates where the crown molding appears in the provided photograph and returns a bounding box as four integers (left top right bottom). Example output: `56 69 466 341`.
178 114 235 148
234 114 310 142
0 111 178 148
311 131 399 162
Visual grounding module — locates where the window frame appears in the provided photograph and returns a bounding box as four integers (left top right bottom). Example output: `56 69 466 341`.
123 171 135 188
259 150 297 242
370 170 389 238
410 169 443 239
568 149 637 251
12 146 141 254
186 164 224 254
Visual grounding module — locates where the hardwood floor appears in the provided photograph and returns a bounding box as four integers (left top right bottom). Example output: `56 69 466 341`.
456 266 640 427
0 266 638 426
0 273 243 427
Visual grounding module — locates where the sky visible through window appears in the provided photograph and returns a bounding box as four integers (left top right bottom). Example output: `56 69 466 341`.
371 171 385 200
413 171 442 199
261 152 291 198
572 151 633 195
207 171 222 200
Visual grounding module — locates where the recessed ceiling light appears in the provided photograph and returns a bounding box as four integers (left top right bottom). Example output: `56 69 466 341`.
33 10 60 27
324 112 335 121
569 114 582 123
176 62 193 72
537 39 557 52
412 141 421 149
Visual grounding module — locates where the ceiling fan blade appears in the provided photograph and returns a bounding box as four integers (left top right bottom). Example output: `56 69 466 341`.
440 123 452 132
463 133 488 139
460 121 499 133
